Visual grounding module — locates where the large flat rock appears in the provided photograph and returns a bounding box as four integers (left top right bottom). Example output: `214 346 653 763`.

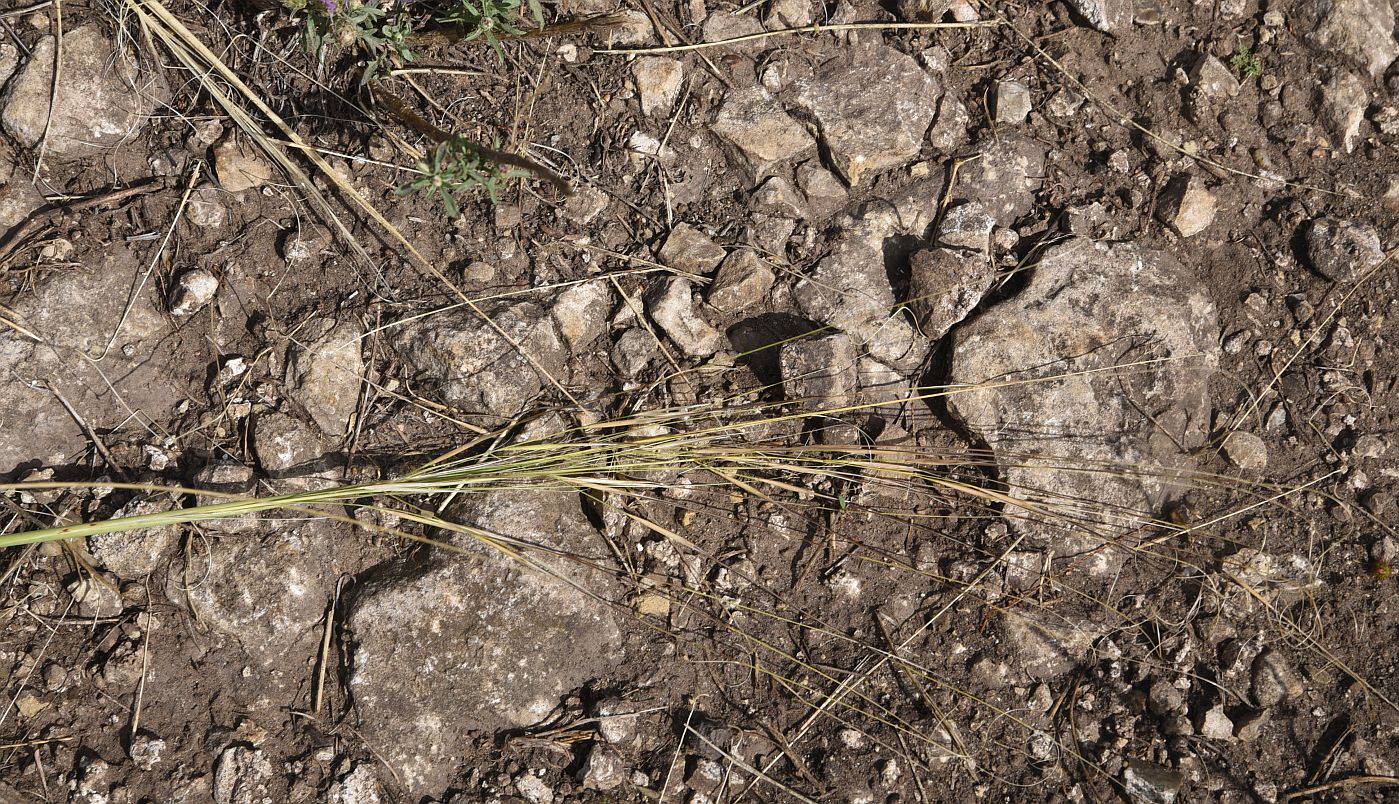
947 238 1219 566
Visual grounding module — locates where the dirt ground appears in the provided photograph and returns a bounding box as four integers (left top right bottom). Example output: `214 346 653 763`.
1 0 1397 800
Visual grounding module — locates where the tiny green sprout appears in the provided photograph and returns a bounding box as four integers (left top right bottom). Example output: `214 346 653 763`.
398 137 528 216
1230 45 1262 79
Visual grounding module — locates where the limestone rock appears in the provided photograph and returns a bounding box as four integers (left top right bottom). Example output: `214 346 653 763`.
907 247 995 341
286 318 364 437
0 25 169 160
181 520 342 670
1300 0 1397 78
1305 217 1383 283
780 332 858 411
0 170 44 230
955 136 1046 225
936 201 995 252
346 489 619 799
0 245 177 474
612 328 656 378
707 249 776 312
1251 648 1304 707
1063 0 1133 31
994 80 1031 125
632 57 684 117
792 187 943 371
212 746 274 804
88 496 180 580
213 138 276 193
1122 759 1183 804
895 0 952 22
1318 68 1367 153
1156 173 1217 237
947 238 1219 561
751 176 806 219
646 276 724 357
790 42 940 184
658 223 726 275
169 268 219 317
1221 431 1268 471
251 411 335 476
998 608 1103 679
394 302 566 421
551 281 613 350
711 87 815 177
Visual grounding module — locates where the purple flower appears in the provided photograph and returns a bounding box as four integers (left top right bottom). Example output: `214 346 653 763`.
318 0 338 14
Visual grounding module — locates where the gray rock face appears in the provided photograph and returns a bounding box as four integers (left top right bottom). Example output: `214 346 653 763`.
707 249 776 312
646 276 724 357
955 136 1046 225
0 245 180 474
1156 173 1217 238
711 87 816 177
180 520 341 668
394 302 566 420
1301 0 1398 77
947 239 1219 562
88 496 180 580
1317 68 1367 153
790 42 940 185
792 185 946 372
286 318 364 437
658 223 726 275
780 332 858 411
346 489 619 799
1 25 169 160
551 281 613 350
1305 218 1384 282
907 247 995 341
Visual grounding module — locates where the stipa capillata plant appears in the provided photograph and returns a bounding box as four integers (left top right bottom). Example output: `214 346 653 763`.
398 136 530 215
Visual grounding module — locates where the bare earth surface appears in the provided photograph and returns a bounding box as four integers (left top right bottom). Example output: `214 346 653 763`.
1 0 1398 801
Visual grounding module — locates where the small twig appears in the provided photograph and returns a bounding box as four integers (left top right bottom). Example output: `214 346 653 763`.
0 1 53 18
0 735 72 750
369 83 570 195
595 19 997 55
1279 775 1399 803
310 575 350 716
32 0 61 178
0 178 170 267
128 589 153 741
43 382 127 482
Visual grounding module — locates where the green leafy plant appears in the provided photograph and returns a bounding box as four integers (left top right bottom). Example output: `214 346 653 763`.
1229 44 1262 79
398 137 529 215
437 0 544 59
282 0 416 80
